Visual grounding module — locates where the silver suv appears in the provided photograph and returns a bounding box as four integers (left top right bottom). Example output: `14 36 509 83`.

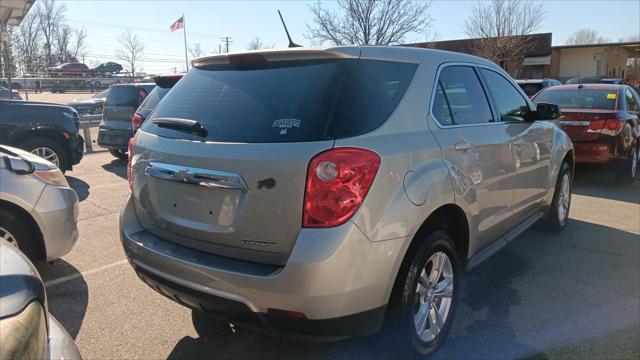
120 46 573 358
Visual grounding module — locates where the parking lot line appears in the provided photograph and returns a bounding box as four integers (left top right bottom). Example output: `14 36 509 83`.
44 259 128 288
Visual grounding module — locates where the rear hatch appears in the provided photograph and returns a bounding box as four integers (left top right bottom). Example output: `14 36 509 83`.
102 85 154 131
533 87 619 142
131 49 417 265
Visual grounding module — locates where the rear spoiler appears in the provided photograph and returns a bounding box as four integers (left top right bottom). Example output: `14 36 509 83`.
192 47 361 69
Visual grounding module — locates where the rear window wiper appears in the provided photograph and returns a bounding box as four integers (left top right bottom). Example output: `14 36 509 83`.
151 117 208 137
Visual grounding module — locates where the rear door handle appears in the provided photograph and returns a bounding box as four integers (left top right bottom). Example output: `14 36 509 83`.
454 141 473 151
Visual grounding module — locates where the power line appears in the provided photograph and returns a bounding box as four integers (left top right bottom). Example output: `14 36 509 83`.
66 18 225 39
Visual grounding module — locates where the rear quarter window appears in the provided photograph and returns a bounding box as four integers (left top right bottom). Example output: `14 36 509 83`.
139 87 170 111
142 59 416 143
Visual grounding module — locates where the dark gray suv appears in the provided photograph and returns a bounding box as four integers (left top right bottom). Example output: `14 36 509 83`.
121 46 573 358
98 83 154 159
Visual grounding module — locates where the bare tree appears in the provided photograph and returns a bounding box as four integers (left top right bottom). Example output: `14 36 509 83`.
246 37 274 50
566 28 608 45
306 0 435 46
115 29 144 78
71 27 88 61
54 24 73 63
462 0 545 71
189 42 204 58
619 34 640 42
14 11 40 73
36 0 66 66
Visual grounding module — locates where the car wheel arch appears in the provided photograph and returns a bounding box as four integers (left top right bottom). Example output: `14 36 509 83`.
385 203 469 306
16 131 72 166
0 200 46 261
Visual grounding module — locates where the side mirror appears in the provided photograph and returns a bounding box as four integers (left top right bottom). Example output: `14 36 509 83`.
535 102 560 120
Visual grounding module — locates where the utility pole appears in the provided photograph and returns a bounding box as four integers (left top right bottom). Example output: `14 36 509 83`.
221 36 232 53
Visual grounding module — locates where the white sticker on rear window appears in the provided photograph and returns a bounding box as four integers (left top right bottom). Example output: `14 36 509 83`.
272 118 301 135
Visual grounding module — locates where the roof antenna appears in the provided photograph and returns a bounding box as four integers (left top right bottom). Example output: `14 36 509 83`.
278 10 301 48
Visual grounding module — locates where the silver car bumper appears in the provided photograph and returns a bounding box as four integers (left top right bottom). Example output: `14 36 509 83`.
32 185 79 261
120 195 408 337
48 314 81 359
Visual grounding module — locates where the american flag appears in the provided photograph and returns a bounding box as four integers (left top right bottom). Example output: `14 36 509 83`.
169 16 184 31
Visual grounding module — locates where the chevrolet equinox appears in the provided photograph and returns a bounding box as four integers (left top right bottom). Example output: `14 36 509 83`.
120 46 573 358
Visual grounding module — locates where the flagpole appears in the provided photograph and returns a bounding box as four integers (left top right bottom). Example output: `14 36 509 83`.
183 14 189 71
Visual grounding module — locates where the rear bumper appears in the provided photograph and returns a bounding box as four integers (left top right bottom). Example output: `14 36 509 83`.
97 127 131 150
135 264 386 339
573 142 615 163
572 135 636 164
120 195 406 338
33 185 79 261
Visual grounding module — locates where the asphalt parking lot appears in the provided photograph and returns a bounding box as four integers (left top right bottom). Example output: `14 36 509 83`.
36 151 639 359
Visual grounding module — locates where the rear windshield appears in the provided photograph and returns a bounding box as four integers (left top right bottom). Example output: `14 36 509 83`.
107 86 149 107
141 59 417 143
139 87 170 111
518 83 544 97
534 89 618 110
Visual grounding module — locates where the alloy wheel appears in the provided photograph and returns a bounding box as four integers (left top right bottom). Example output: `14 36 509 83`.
0 226 19 249
31 146 60 167
558 174 571 224
414 251 454 342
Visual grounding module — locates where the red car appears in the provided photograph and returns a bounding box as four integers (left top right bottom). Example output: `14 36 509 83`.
533 84 640 182
47 63 91 77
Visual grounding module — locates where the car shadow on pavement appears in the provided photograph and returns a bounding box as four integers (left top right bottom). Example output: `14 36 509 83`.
101 158 127 180
165 218 639 360
66 176 90 202
165 251 536 359
35 260 89 339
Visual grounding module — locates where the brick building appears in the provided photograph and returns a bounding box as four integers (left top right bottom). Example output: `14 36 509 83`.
404 34 640 84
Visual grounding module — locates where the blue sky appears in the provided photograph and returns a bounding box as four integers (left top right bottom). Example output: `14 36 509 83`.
59 0 640 74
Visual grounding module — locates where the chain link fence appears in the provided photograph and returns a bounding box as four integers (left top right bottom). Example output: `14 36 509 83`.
1 76 141 154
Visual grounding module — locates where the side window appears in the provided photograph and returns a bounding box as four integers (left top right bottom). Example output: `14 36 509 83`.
626 88 639 112
432 66 493 125
480 69 532 122
432 82 454 125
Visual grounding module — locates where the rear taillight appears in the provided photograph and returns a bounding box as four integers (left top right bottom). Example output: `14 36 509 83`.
303 148 380 228
587 119 625 136
602 119 625 136
132 113 144 131
587 120 606 133
127 138 134 191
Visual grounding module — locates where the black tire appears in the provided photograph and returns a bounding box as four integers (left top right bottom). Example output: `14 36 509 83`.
191 309 233 340
538 161 572 232
109 149 128 161
618 144 638 184
0 208 40 261
382 231 461 359
21 137 69 173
